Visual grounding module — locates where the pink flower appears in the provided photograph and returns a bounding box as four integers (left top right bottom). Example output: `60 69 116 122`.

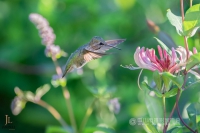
176 46 197 63
133 46 197 73
29 13 56 46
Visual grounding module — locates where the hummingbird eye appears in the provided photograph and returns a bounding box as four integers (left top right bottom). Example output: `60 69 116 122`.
99 42 104 45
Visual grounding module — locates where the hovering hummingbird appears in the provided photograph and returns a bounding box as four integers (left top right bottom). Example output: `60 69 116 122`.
62 36 125 77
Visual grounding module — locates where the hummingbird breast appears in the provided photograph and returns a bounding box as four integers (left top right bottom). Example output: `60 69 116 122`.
75 49 87 68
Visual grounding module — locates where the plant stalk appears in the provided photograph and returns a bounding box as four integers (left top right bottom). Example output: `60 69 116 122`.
190 0 193 7
177 102 196 133
79 98 97 133
163 96 166 133
164 89 181 132
62 87 78 133
180 0 190 60
35 100 71 132
51 56 77 133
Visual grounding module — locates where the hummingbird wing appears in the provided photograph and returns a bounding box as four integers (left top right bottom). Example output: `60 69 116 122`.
83 49 107 62
95 39 125 53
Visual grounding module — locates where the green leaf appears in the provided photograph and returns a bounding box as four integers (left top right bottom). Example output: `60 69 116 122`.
167 118 182 131
144 89 163 119
187 103 200 128
143 121 159 133
120 64 140 70
171 127 183 133
158 31 177 49
162 72 184 88
186 53 200 71
198 121 200 132
154 37 172 55
164 87 178 98
166 9 183 36
162 73 171 92
83 126 115 133
185 79 200 90
197 115 200 123
183 4 200 37
153 70 162 91
142 81 162 97
185 74 198 88
45 126 71 133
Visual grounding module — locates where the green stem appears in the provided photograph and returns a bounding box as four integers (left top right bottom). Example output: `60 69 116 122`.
62 87 78 133
163 96 166 133
51 56 77 133
35 100 71 132
79 98 97 133
190 0 193 7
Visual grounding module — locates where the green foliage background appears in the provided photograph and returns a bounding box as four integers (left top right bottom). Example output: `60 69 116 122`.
0 0 199 132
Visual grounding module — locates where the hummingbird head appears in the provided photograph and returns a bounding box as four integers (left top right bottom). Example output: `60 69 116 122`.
88 36 107 50
90 36 106 45
89 36 121 50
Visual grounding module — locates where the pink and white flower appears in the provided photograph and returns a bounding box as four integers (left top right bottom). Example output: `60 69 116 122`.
131 45 197 73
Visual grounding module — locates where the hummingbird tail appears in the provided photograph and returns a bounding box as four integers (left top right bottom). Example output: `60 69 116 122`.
62 72 66 78
62 65 74 78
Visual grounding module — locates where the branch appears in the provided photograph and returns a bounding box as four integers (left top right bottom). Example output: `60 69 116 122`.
164 89 181 132
180 0 190 60
36 100 71 131
176 100 196 133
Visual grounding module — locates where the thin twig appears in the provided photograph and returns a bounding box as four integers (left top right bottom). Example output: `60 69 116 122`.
180 0 190 60
52 56 63 76
79 98 97 133
181 72 188 90
35 100 71 132
177 100 196 133
164 89 181 132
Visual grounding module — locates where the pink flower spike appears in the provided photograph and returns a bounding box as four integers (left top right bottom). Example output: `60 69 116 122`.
157 45 164 60
163 49 167 60
171 47 176 65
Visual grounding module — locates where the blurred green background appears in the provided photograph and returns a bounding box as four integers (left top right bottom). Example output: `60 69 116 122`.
0 0 200 133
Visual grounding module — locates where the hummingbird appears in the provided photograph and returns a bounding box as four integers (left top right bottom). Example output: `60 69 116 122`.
62 36 125 77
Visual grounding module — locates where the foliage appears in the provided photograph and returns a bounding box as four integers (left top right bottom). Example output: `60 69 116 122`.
0 0 200 133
